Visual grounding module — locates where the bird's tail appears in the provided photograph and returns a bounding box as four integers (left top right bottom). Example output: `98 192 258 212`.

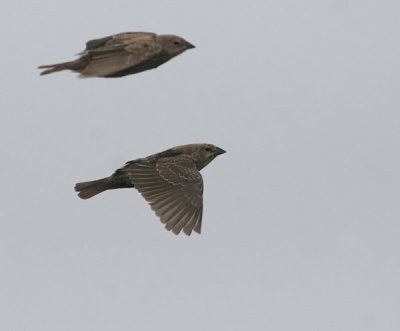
74 177 111 200
38 58 85 76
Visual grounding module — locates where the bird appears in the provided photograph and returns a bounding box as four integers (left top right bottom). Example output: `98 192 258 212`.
38 32 195 78
75 144 226 235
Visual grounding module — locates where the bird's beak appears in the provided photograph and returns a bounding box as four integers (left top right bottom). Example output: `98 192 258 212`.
215 147 226 155
185 41 196 49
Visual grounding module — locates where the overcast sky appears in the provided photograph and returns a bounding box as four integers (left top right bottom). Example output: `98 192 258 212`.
1 1 399 330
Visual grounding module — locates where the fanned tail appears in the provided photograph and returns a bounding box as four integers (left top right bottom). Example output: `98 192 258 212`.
74 178 110 199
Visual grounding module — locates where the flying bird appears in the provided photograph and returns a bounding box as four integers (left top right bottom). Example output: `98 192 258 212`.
75 144 226 235
38 32 195 78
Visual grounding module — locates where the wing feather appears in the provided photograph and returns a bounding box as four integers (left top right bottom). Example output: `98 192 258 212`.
172 207 197 235
125 157 203 235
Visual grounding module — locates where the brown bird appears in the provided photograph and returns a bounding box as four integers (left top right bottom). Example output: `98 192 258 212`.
75 144 226 235
38 32 195 78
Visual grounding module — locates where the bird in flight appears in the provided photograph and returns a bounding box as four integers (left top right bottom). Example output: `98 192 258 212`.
38 32 195 78
75 144 226 235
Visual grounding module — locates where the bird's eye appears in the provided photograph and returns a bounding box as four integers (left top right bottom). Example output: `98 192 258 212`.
173 41 181 46
205 147 213 152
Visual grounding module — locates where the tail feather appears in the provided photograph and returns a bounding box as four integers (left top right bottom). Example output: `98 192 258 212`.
75 178 110 199
38 63 67 75
38 58 85 76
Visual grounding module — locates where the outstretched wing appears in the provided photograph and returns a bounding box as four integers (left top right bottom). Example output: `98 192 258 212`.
81 32 164 77
126 157 203 235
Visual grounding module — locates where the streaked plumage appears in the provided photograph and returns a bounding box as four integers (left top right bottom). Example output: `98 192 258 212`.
74 144 225 235
38 32 195 78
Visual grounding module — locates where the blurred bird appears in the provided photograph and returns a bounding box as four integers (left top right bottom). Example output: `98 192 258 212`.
38 32 195 78
75 144 226 235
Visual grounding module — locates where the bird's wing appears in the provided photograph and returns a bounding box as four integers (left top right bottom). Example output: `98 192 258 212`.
81 34 163 77
85 32 156 51
126 157 203 235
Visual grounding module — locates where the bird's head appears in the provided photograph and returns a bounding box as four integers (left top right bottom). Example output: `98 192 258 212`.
171 143 226 170
158 35 195 56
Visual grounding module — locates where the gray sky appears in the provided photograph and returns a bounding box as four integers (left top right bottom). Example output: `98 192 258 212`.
1 1 400 330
